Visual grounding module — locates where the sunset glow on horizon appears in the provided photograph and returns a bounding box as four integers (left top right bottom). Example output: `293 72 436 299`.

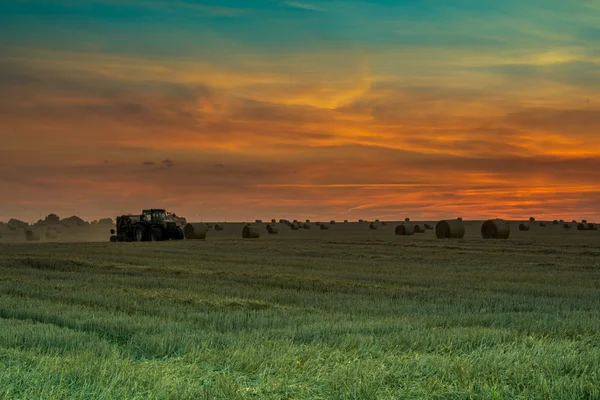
1 0 600 223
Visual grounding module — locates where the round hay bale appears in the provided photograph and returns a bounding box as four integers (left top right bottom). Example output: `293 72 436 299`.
369 222 377 230
539 222 546 227
344 220 348 223
572 220 577 223
552 220 559 225
302 223 311 229
330 220 336 224
320 223 329 230
25 229 40 241
358 219 364 223
582 219 588 224
271 219 277 224
519 223 530 231
395 224 415 236
293 219 298 223
45 229 58 239
255 219 262 224
381 221 387 226
529 217 535 222
481 219 510 239
290 222 300 230
242 225 260 239
305 219 310 223
404 217 410 222
183 223 208 240
413 224 425 234
577 223 589 231
424 223 433 230
214 224 224 231
564 223 571 229
435 219 465 239
266 224 279 234
279 219 286 224
588 223 598 231
457 217 463 221
559 219 564 223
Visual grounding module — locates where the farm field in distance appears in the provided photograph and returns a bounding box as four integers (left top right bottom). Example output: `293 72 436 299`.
0 221 599 399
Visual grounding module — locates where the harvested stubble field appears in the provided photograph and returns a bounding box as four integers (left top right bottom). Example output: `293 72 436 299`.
0 221 599 399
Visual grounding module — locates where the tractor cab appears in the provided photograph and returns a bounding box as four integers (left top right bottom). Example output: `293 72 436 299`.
142 209 168 225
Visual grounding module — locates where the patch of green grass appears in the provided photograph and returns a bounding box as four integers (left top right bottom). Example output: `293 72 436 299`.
0 233 599 399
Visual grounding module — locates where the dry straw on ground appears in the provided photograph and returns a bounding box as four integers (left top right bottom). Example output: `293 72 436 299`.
481 219 511 239
242 225 260 239
183 223 208 240
435 219 465 239
395 224 415 236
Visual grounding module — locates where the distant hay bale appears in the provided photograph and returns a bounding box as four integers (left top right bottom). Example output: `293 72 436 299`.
381 221 387 226
344 220 348 223
25 229 40 241
564 223 571 229
481 219 510 239
320 224 329 230
559 219 564 223
369 222 377 230
302 223 311 229
206 223 213 229
518 223 530 231
553 220 559 225
358 219 364 223
395 224 415 236
45 229 58 239
588 223 598 231
529 217 535 222
413 225 425 234
305 219 310 223
539 222 547 227
577 223 590 231
293 220 298 223
266 224 279 234
242 225 260 239
214 224 224 231
255 220 262 224
404 217 410 222
435 219 465 239
279 219 286 224
375 219 380 223
271 219 277 224
183 223 208 240
291 222 300 230
582 219 588 224
330 220 336 224
457 217 463 221
424 223 433 230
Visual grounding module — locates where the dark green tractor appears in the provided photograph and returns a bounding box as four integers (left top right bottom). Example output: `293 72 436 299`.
110 209 184 242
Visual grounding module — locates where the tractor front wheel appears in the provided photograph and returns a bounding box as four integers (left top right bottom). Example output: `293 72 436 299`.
150 227 163 242
134 225 149 242
175 227 185 240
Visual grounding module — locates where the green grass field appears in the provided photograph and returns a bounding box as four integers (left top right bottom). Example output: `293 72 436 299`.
0 221 599 399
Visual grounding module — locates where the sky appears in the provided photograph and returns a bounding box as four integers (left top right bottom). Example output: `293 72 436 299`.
1 0 600 223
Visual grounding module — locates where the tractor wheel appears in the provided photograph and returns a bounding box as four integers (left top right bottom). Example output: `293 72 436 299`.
150 227 163 242
175 227 185 240
134 225 149 242
110 235 118 242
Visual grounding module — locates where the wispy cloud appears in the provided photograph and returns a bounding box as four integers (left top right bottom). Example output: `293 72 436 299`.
281 1 323 12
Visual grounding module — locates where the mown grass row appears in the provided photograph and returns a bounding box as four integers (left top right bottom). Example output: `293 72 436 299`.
0 237 599 399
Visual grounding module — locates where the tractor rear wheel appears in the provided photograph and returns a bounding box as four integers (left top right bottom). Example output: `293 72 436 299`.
150 227 163 242
175 227 184 240
134 225 149 242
